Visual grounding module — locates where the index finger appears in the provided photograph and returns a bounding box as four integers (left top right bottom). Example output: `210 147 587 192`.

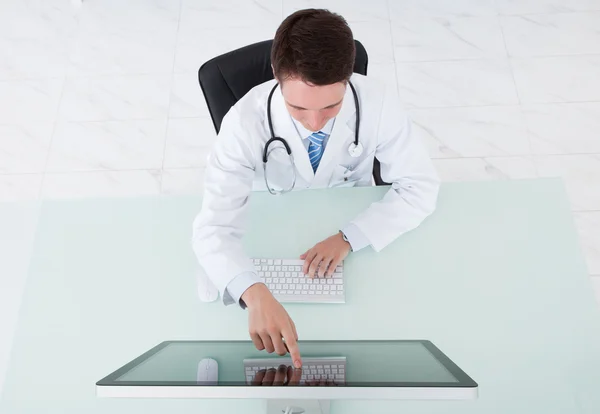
283 332 302 368
302 250 318 275
287 366 303 386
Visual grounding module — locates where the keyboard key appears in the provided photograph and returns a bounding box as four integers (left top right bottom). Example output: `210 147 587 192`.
276 284 282 289
295 290 301 295
286 278 293 284
335 266 343 273
290 284 296 290
274 260 282 265
333 273 342 278
282 259 300 265
316 285 323 290
287 290 294 295
293 278 299 284
316 291 322 295
327 279 333 284
336 374 344 380
309 291 315 295
282 266 288 271
324 285 330 291
275 266 281 271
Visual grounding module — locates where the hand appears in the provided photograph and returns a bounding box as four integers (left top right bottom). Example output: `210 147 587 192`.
300 232 351 278
242 284 302 368
251 365 303 386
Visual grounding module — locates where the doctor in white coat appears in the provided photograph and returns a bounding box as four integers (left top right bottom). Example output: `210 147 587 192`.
192 9 439 370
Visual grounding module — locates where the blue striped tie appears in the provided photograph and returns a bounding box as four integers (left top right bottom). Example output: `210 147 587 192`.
308 131 327 172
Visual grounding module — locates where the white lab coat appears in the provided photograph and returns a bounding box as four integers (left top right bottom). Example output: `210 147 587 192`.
192 74 440 304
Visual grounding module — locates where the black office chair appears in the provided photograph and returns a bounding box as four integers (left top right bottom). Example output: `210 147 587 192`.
198 39 388 186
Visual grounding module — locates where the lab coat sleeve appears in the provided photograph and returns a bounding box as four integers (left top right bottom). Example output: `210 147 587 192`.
226 271 262 309
191 108 262 306
340 223 371 252
347 91 440 252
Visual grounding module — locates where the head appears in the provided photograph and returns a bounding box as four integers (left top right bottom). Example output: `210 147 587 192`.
271 9 356 132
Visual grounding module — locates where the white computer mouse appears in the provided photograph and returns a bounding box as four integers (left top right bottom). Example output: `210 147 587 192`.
197 267 219 302
197 358 219 384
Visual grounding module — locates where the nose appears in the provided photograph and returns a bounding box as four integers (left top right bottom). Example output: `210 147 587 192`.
307 111 326 131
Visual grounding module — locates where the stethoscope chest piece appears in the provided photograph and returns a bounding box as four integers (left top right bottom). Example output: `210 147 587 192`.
348 142 364 158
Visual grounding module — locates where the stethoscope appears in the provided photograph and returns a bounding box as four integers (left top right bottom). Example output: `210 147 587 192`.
263 81 362 195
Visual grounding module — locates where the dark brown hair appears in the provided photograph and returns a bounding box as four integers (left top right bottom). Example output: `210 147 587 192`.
271 9 356 85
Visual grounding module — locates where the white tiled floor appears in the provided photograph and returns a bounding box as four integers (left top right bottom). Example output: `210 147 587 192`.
0 0 599 292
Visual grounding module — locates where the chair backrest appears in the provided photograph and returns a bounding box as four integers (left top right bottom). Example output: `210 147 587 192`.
198 39 388 186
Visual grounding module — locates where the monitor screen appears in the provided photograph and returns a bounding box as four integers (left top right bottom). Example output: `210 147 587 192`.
99 340 475 388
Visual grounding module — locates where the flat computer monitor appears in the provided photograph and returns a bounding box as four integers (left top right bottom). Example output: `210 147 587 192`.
97 340 478 414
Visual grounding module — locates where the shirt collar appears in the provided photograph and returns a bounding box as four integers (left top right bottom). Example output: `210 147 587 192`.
290 116 336 140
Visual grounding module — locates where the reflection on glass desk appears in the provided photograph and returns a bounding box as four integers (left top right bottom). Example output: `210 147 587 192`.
243 357 347 386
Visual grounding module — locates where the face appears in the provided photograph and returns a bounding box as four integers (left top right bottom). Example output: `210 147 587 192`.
278 77 346 132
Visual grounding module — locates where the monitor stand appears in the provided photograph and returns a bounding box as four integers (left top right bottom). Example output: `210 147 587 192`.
266 399 330 414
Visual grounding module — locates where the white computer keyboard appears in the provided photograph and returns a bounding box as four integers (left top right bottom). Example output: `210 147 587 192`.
252 259 345 303
244 357 346 385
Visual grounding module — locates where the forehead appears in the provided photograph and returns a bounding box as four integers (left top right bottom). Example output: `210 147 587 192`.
280 78 346 110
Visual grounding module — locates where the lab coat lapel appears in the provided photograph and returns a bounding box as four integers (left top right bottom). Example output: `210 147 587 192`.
265 87 315 184
313 86 355 187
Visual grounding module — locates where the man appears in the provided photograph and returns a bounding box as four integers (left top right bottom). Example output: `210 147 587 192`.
192 9 439 369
